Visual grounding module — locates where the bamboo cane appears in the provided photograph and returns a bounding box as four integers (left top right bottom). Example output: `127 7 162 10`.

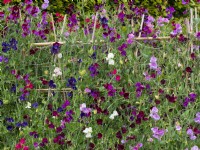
51 13 57 42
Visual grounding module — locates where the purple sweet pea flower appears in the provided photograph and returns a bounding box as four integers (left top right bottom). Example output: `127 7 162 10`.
187 129 196 140
62 100 70 109
182 0 190 5
194 112 200 124
149 56 158 70
150 107 160 121
151 127 165 140
191 146 199 150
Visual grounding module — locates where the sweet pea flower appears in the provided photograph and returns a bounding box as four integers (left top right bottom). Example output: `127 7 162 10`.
58 53 62 58
194 112 200 124
149 56 158 70
106 53 115 65
187 129 196 140
151 127 165 140
150 107 160 121
83 127 92 138
191 146 199 150
109 110 119 120
53 67 62 77
25 102 31 108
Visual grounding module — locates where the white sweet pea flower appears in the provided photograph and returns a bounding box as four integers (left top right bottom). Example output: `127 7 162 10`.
113 110 118 116
58 53 62 58
53 67 62 77
25 102 31 108
106 53 114 60
106 53 115 65
108 59 115 65
83 127 92 138
109 110 118 120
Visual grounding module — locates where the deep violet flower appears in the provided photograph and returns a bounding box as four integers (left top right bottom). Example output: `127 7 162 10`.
66 77 77 90
88 63 99 77
62 100 70 109
2 42 10 53
49 80 56 88
51 42 61 55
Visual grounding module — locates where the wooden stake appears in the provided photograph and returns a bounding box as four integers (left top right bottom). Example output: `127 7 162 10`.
195 7 198 33
91 12 98 44
60 15 67 42
51 13 57 42
190 8 194 53
36 88 72 92
138 14 145 37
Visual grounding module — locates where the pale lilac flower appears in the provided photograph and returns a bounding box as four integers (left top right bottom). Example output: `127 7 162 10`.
157 17 169 26
64 31 70 37
84 88 91 93
187 129 197 140
126 33 134 44
191 146 199 150
42 0 49 10
149 56 158 70
151 127 165 140
150 107 160 121
194 112 200 124
175 125 182 131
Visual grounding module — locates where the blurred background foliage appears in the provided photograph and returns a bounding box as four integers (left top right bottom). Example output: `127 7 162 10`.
0 0 199 18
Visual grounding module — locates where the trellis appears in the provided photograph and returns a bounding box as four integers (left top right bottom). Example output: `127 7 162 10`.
29 9 199 101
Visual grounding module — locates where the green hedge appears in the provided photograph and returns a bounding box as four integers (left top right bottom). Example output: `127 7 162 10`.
0 0 200 18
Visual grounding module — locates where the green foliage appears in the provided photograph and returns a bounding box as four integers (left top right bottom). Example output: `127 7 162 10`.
0 0 199 18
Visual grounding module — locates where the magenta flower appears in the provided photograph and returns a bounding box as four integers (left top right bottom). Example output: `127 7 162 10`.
194 112 200 124
151 127 165 140
150 107 160 121
171 23 182 36
130 143 143 150
182 0 190 4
